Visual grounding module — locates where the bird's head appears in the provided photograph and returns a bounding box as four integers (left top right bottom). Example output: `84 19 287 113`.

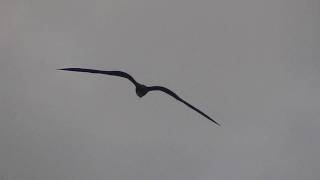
136 84 148 98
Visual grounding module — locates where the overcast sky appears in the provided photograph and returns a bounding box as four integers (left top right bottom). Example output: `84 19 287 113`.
1 0 320 179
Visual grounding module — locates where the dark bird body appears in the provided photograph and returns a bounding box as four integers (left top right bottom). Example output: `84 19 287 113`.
58 68 220 126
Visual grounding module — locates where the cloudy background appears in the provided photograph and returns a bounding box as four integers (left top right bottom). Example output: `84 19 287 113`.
1 0 319 179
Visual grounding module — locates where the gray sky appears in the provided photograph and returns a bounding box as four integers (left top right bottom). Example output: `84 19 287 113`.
1 0 319 179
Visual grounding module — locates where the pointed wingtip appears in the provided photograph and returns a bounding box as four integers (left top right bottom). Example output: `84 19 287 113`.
209 118 221 126
57 68 76 71
212 120 221 127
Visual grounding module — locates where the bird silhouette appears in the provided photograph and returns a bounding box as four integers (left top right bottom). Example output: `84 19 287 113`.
58 68 220 126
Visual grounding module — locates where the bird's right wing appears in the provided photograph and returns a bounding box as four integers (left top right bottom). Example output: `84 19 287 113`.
148 86 220 126
58 68 139 85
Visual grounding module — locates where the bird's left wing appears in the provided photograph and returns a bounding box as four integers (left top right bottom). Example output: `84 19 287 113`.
58 68 139 85
148 86 220 126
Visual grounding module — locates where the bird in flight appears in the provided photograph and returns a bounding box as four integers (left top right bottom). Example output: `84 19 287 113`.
58 68 220 126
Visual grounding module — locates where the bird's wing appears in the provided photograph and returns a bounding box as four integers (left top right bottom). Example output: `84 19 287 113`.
58 68 139 85
148 86 220 126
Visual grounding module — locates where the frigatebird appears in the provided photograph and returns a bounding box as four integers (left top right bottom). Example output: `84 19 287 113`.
58 68 220 126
